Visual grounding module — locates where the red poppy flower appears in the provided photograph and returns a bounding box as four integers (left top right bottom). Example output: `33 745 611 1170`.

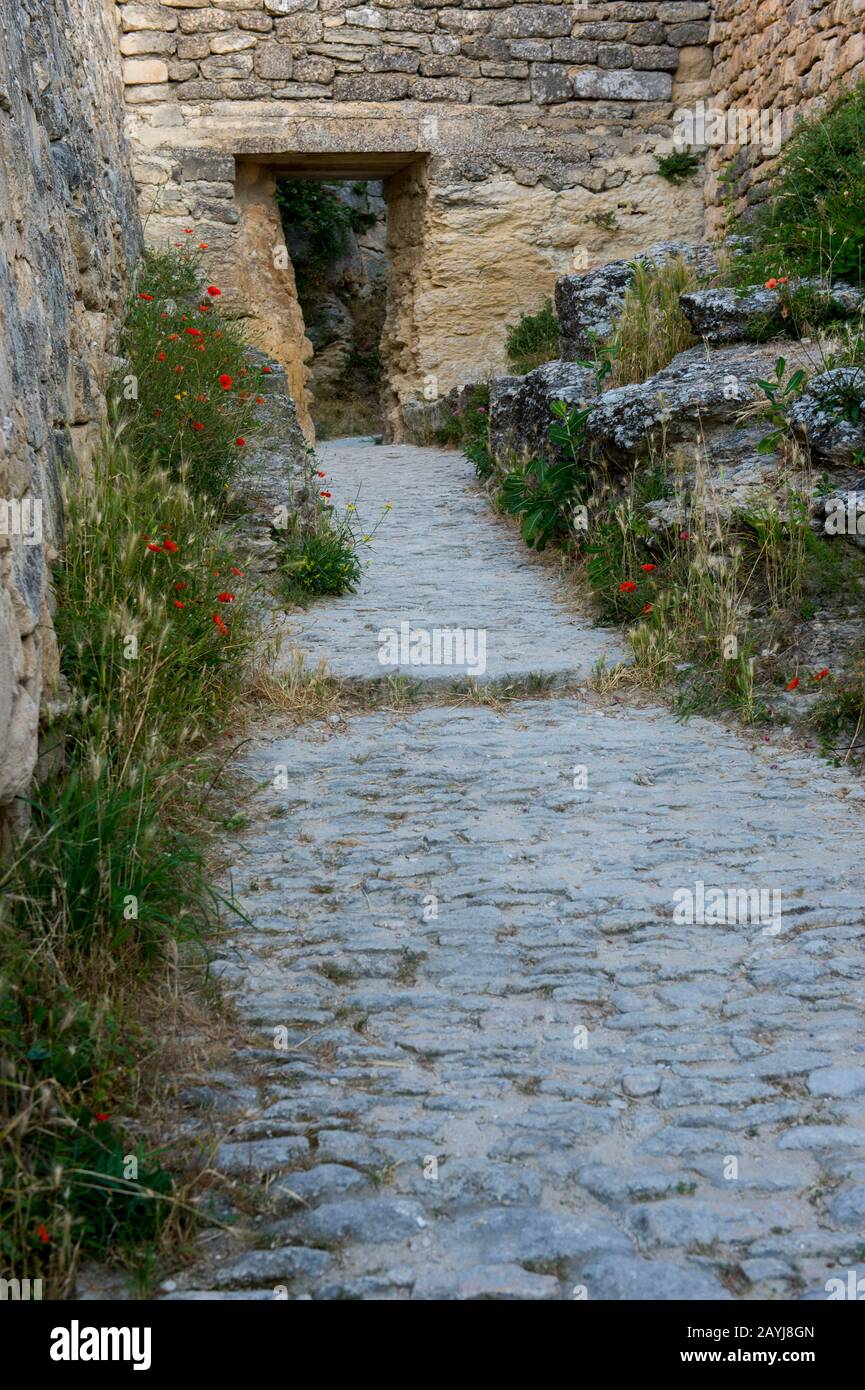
316 471 326 478
320 491 331 499
184 327 202 337
642 603 653 614
163 538 179 553
174 600 185 609
255 396 265 404
219 374 233 390
230 566 244 577
198 304 209 313
217 591 235 602
262 366 271 374
235 437 245 447
146 543 162 553
95 1112 110 1123
157 352 166 362
192 421 204 432
175 582 187 591
184 228 193 234
765 278 778 290
813 668 830 681
786 676 799 690
138 292 154 301
207 285 221 297
679 530 690 540
167 333 179 341
37 1224 50 1245
199 242 208 249
641 563 656 572
619 580 637 593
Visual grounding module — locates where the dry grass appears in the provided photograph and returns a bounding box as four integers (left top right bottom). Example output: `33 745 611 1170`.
610 255 698 386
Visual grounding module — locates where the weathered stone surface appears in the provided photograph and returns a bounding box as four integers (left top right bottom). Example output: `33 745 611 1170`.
585 341 818 467
0 0 139 836
789 369 865 465
680 282 864 345
489 361 596 464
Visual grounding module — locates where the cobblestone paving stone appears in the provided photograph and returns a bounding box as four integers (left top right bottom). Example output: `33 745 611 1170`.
171 444 865 1302
280 437 622 683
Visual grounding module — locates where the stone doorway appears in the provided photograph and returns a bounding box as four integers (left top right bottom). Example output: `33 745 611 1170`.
228 153 427 443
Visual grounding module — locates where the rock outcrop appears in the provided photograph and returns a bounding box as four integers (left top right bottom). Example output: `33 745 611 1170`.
680 282 864 344
490 362 596 464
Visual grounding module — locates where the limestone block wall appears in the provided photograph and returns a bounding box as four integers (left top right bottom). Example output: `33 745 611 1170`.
706 0 865 236
116 1 714 436
0 0 140 839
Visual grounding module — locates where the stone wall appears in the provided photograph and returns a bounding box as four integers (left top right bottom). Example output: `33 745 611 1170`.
116 1 713 436
706 0 865 236
0 0 140 840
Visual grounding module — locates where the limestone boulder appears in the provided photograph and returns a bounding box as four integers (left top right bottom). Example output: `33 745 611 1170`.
584 342 817 468
789 368 865 464
489 361 597 463
680 281 865 344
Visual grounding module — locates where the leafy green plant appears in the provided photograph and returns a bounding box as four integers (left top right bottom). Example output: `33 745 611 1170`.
276 181 376 263
498 401 591 550
275 517 363 600
505 298 559 375
755 356 809 452
655 150 701 184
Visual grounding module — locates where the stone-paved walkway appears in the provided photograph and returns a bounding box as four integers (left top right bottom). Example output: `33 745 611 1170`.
169 442 865 1302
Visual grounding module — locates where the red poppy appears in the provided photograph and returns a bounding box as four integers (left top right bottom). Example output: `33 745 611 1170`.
679 530 690 540
230 566 244 576
262 366 271 374
219 374 233 390
163 538 179 553
235 437 245 447
37 1224 50 1245
786 676 799 690
316 471 326 478
813 668 830 681
217 591 235 602
642 602 653 614
255 396 265 404
167 333 179 341
175 582 187 591
641 563 656 572
138 292 153 301
174 600 186 609
184 228 193 234
619 580 637 593
207 285 221 297
157 352 166 362
146 543 162 553
192 421 204 432
198 304 209 313
199 242 209 249
765 278 778 290
320 491 332 499
184 327 202 337
95 1112 110 1123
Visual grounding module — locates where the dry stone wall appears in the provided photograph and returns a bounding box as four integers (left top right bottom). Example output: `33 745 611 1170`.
116 0 714 436
0 0 140 840
706 0 865 235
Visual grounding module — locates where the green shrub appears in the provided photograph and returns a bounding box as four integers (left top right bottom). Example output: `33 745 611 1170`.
498 401 591 550
655 150 701 184
505 298 559 375
116 247 259 500
731 82 865 285
275 516 363 600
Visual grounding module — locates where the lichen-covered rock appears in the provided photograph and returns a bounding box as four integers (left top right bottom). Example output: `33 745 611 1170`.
585 342 817 467
789 369 865 464
680 282 864 344
556 241 716 360
489 361 596 463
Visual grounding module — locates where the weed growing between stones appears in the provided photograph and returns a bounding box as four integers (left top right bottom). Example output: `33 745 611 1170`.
608 256 698 386
0 252 266 1296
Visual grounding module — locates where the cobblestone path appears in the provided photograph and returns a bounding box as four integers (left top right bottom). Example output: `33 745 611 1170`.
168 443 865 1302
